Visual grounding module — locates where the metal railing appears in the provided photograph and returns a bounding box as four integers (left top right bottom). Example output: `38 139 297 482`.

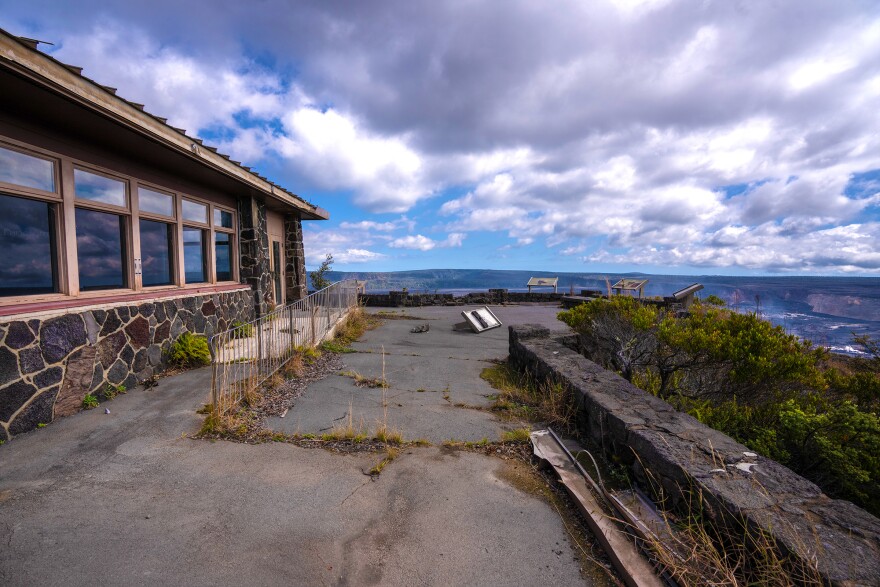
209 279 359 416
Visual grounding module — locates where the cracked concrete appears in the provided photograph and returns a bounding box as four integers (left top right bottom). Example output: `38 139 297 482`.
266 305 569 443
0 304 606 586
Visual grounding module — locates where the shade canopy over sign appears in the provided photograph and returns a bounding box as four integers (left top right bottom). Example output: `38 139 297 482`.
527 277 558 293
611 278 649 298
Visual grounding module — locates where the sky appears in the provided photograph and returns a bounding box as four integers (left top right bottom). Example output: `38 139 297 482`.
2 0 879 276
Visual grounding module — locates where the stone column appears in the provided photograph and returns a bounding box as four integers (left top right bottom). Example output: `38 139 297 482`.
284 214 308 301
238 195 272 316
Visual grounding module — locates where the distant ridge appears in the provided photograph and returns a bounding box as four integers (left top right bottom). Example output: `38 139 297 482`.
326 269 880 354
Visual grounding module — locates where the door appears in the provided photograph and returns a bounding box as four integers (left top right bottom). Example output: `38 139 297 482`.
272 240 283 306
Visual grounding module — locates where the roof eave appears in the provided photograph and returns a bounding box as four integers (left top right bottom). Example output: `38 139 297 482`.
0 29 328 221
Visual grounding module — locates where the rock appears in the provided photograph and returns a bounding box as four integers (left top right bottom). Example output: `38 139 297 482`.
154 302 166 323
139 303 155 318
133 349 148 372
54 346 97 418
201 299 217 316
34 366 63 389
117 306 130 322
122 373 139 391
92 309 107 325
100 310 122 336
18 347 45 374
0 347 21 387
107 359 128 385
5 321 35 349
154 320 171 344
97 331 126 368
147 344 163 366
8 386 59 435
83 311 101 345
39 314 87 364
125 316 151 349
90 364 104 392
0 380 38 422
120 344 135 366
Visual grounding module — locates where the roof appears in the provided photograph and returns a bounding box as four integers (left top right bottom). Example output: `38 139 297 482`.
527 277 558 287
0 29 328 220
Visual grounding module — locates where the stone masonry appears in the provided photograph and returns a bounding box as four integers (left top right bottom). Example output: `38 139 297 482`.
0 289 253 441
284 214 307 301
509 324 880 586
238 195 272 317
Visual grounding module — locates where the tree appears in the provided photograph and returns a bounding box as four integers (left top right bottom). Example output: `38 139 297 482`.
309 253 334 291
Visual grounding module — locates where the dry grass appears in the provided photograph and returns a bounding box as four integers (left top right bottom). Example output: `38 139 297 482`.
501 427 532 443
367 447 400 476
481 362 578 432
635 463 824 586
374 423 404 445
321 405 369 442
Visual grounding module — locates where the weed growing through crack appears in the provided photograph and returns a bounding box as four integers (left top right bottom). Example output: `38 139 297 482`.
368 447 400 476
81 394 99 409
501 427 532 443
101 383 127 400
481 362 577 432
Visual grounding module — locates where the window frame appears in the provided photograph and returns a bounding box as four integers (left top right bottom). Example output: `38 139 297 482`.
0 134 242 307
0 141 60 199
211 204 238 283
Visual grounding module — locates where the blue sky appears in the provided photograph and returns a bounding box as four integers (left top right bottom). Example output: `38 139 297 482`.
2 0 879 275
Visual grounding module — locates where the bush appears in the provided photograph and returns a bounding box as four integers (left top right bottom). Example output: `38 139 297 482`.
560 300 880 516
229 320 254 339
168 332 211 368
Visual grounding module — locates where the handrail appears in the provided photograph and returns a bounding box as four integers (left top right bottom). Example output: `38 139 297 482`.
209 279 359 417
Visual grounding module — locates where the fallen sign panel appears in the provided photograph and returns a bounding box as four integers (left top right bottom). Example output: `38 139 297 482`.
460 306 502 333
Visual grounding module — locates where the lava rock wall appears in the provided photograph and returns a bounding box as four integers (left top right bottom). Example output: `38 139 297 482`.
0 289 253 440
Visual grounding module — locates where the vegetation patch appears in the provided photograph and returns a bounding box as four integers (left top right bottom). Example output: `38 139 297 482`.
81 394 99 409
168 332 211 368
481 363 577 432
558 296 880 517
229 320 254 339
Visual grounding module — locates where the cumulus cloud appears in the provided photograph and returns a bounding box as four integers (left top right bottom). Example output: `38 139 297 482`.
4 0 880 272
389 233 466 251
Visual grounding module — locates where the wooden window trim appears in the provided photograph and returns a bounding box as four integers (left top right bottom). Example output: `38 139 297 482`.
0 133 243 308
0 138 60 197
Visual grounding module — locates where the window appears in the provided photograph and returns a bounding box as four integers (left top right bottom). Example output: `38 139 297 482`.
0 145 55 192
140 219 174 286
182 199 207 224
0 193 58 296
182 227 207 283
76 208 127 290
215 232 232 281
139 187 174 217
214 208 233 228
74 168 126 207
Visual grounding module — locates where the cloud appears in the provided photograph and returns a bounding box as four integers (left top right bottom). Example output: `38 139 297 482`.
389 233 467 251
3 1 880 272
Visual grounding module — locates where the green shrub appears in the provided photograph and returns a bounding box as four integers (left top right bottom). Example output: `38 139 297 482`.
168 332 211 368
82 394 99 409
559 301 880 516
230 320 254 339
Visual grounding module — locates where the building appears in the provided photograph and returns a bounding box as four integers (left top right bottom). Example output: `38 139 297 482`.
0 29 328 440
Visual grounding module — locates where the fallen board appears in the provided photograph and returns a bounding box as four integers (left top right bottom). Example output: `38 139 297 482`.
531 430 663 587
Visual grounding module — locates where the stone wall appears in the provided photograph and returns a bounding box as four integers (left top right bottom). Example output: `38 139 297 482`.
508 324 880 586
284 214 307 301
359 289 564 307
238 195 272 316
0 289 253 441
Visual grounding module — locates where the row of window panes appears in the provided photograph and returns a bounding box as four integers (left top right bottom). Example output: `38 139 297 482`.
0 144 236 297
0 192 234 295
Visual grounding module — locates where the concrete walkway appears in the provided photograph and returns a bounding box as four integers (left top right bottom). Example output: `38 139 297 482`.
0 304 607 586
